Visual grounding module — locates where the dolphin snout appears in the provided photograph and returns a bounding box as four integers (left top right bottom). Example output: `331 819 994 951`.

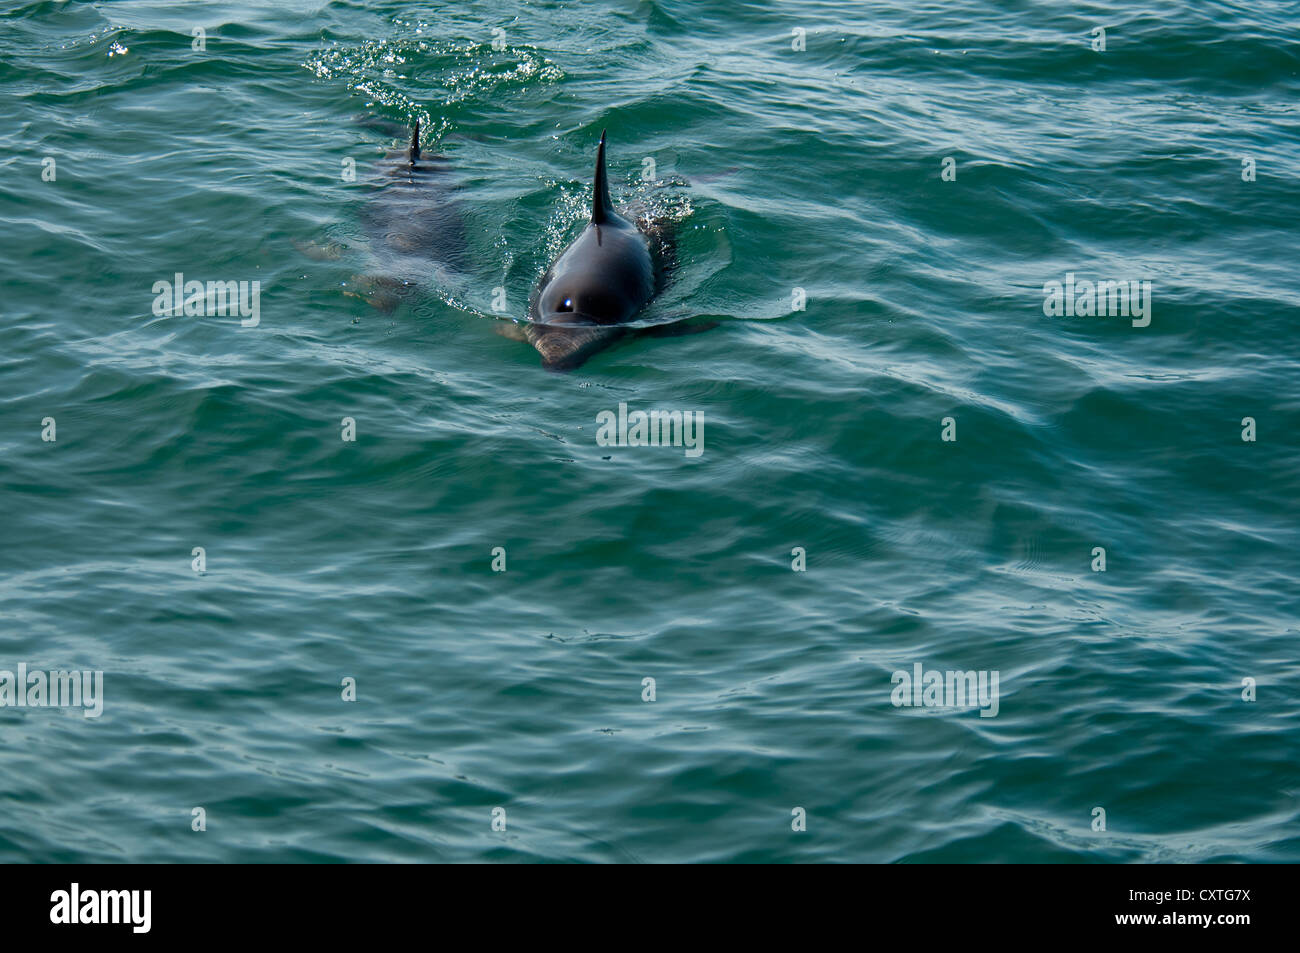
525 322 627 371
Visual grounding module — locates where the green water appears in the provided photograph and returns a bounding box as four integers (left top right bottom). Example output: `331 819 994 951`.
1 0 1297 862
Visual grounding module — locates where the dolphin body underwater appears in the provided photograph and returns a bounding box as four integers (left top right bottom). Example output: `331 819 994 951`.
349 123 709 371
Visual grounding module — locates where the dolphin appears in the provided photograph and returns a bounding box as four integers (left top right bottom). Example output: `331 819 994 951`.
303 121 470 312
359 121 468 288
519 131 662 371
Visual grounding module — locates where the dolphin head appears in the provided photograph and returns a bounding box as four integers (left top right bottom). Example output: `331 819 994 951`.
535 266 640 327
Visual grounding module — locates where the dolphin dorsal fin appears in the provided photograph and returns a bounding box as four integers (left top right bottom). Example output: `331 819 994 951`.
408 120 421 164
592 129 614 224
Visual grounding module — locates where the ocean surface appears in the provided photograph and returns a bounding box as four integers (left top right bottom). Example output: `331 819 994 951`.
1 0 1298 863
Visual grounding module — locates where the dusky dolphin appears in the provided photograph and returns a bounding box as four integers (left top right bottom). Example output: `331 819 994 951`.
518 131 667 371
341 121 469 311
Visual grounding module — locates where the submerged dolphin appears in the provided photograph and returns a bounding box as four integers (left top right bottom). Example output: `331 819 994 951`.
519 132 664 371
300 121 471 312
360 121 468 287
